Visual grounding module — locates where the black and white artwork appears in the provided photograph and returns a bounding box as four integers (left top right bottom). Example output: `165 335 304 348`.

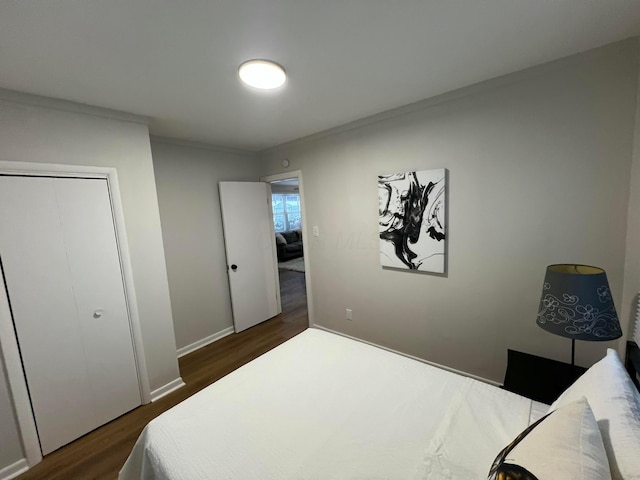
378 168 446 272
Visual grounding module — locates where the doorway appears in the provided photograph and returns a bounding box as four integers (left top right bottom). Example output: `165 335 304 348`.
261 171 313 327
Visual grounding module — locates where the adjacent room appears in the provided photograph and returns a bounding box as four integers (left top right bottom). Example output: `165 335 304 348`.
1 1 640 479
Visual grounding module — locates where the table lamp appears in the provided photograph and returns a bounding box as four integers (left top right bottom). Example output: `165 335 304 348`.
536 264 622 366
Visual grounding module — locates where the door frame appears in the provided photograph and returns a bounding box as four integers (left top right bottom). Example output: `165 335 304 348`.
260 170 314 327
0 161 151 467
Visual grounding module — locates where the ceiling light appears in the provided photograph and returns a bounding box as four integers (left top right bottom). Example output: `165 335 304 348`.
238 60 286 90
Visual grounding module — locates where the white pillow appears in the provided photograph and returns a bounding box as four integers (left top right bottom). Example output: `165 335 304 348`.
275 233 287 245
550 349 640 480
489 398 610 480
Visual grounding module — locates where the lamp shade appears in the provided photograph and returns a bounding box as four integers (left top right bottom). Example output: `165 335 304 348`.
536 264 622 341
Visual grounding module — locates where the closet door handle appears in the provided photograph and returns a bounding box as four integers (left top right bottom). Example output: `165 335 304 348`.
93 309 103 319
230 264 238 271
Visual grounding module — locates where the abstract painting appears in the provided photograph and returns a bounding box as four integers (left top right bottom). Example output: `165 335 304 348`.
378 168 446 272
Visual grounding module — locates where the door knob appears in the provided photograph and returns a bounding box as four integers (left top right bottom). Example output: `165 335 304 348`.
93 309 104 319
230 264 238 271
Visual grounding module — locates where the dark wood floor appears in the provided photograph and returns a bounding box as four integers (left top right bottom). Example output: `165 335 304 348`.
16 268 307 480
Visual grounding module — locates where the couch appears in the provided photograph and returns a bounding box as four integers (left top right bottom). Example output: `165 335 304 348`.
275 230 303 261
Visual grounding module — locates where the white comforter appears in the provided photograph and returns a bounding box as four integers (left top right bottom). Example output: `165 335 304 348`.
120 328 542 480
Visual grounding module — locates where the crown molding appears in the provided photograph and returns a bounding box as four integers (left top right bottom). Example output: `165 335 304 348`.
260 38 639 156
149 135 257 157
0 88 150 125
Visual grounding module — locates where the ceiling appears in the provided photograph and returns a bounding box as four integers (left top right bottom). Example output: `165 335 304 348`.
1 1 639 152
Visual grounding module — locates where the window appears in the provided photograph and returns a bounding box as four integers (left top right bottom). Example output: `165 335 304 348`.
272 193 301 232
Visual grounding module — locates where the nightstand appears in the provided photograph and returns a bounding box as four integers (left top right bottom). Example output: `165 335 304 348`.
502 349 587 404
626 341 640 391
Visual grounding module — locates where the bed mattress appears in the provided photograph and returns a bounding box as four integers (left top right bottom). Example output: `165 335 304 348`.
120 328 543 480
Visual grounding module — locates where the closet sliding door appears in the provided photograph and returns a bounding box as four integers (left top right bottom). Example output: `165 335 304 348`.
0 175 141 455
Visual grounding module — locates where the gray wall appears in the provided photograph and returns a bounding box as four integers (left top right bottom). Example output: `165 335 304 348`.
260 41 639 382
151 140 261 350
0 94 180 469
622 52 640 345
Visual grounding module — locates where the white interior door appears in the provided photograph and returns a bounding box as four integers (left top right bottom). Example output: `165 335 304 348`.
0 175 141 454
219 182 280 332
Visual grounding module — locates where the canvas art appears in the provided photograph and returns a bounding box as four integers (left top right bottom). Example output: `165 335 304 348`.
378 168 446 272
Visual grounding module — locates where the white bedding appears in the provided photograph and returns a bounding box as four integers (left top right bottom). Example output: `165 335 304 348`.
120 329 540 480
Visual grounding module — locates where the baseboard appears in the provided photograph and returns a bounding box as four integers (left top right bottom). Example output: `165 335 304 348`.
150 377 186 402
313 325 500 387
0 458 29 480
177 326 234 358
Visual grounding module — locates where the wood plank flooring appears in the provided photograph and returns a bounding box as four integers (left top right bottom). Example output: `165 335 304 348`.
16 268 307 480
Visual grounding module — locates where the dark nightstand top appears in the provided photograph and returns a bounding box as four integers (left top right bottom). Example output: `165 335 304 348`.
502 349 587 404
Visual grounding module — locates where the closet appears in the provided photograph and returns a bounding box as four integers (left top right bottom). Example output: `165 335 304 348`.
0 175 141 455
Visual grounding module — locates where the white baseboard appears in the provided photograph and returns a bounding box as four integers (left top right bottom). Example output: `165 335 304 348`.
312 325 500 387
177 326 234 358
0 458 29 480
150 377 186 402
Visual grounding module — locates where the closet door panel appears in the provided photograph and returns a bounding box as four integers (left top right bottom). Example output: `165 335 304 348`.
53 178 140 424
0 175 141 455
0 176 95 454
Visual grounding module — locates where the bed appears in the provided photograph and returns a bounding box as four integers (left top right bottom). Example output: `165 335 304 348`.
120 328 640 480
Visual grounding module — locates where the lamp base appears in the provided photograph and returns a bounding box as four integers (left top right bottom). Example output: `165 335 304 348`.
571 338 575 367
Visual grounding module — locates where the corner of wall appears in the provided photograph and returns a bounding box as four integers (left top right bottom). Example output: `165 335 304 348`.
621 38 640 353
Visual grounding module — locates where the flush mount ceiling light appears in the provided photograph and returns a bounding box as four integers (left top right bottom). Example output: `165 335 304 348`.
238 59 286 90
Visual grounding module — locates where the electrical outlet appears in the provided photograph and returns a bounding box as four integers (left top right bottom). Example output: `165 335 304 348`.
346 308 352 320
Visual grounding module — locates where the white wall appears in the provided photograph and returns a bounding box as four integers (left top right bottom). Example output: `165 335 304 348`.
0 92 180 470
151 140 261 350
260 40 639 383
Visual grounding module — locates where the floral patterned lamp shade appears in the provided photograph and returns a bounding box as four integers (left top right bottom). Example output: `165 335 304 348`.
537 264 622 365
